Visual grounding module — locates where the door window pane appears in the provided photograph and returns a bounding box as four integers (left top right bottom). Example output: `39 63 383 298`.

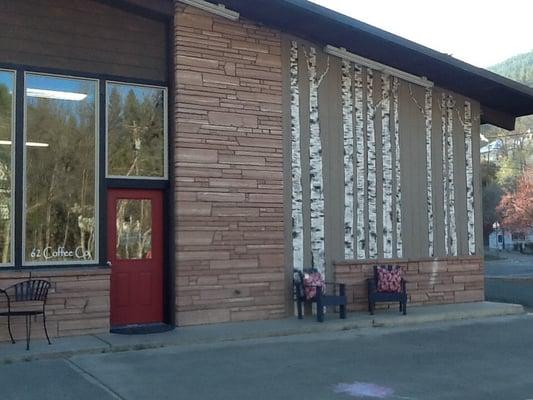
107 83 166 178
24 74 97 263
0 70 14 264
116 199 152 260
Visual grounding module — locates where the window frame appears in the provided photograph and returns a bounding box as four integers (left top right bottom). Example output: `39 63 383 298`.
0 68 17 267
0 63 170 270
105 80 169 181
22 71 100 266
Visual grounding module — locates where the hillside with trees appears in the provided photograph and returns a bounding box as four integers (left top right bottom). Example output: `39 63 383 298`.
481 51 533 249
490 51 533 87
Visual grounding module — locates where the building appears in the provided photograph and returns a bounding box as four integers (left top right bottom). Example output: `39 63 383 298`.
1 0 533 339
489 229 533 252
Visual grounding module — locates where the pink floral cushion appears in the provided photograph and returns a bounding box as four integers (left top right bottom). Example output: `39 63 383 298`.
303 272 325 300
377 266 402 293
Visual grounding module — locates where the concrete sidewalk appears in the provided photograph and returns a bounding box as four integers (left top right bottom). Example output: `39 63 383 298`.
0 301 523 364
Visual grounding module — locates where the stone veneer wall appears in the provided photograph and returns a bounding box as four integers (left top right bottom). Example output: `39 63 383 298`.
174 4 285 325
334 257 484 311
0 268 110 342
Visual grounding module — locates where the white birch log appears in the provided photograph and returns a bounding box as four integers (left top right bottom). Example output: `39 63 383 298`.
307 46 327 275
441 93 449 256
447 95 458 256
342 59 355 259
464 101 476 255
366 68 377 258
425 88 434 257
393 77 403 258
381 73 393 258
290 41 304 270
355 64 366 259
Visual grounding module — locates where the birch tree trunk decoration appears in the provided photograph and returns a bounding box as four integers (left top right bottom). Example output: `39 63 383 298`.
290 41 304 271
446 95 458 256
464 101 476 255
441 93 450 255
425 88 434 257
342 60 355 258
393 77 403 258
366 68 377 258
355 65 366 259
381 74 393 258
305 46 329 275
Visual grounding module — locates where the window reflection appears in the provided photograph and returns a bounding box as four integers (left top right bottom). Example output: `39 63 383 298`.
116 199 152 260
107 83 166 178
0 71 14 264
24 73 97 263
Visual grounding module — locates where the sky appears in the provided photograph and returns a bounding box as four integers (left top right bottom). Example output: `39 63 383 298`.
311 0 533 68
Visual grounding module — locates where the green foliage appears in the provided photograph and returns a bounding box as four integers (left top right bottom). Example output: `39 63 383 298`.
483 182 503 226
496 156 523 192
481 161 499 186
481 51 533 234
490 50 533 88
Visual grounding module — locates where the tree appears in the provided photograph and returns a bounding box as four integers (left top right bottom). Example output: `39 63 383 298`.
497 170 533 232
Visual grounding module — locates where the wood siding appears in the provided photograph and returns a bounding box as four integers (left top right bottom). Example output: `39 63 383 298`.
282 37 482 273
0 0 167 81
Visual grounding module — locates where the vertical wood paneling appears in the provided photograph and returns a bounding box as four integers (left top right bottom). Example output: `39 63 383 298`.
453 94 468 256
283 37 482 270
431 88 445 257
354 64 366 259
381 74 393 258
306 46 327 274
0 0 167 81
441 92 450 255
341 60 355 258
322 54 343 282
471 101 483 256
289 41 303 270
464 101 476 255
401 82 428 258
366 68 378 258
298 42 311 268
446 94 458 256
425 88 434 256
393 77 403 258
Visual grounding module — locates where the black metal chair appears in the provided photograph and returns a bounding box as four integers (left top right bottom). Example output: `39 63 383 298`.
367 265 407 315
293 269 347 322
0 279 52 350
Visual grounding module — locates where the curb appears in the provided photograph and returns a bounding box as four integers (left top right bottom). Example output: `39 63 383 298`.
0 302 525 365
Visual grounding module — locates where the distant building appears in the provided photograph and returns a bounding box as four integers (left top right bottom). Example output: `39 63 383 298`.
489 229 533 252
480 140 504 162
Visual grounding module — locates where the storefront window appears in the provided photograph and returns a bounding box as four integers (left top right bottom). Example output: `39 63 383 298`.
106 82 167 178
24 73 98 263
0 70 14 264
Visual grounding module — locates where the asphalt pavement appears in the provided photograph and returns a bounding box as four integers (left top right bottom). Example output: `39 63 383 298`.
2 315 533 400
485 251 533 278
485 251 533 308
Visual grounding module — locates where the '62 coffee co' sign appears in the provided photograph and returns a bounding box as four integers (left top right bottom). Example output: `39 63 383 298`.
30 246 92 260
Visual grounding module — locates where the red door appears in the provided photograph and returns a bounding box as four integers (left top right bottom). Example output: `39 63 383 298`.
108 189 164 327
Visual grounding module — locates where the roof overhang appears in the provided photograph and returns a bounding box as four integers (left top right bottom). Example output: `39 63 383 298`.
95 0 174 20
202 0 533 130
105 0 533 130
